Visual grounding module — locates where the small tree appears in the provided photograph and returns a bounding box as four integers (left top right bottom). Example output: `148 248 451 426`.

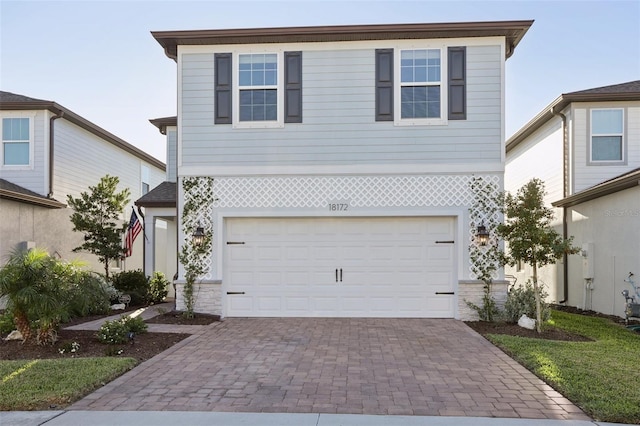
497 178 579 332
67 175 130 278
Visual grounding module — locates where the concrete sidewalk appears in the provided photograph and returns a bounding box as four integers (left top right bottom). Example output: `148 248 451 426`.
0 411 628 426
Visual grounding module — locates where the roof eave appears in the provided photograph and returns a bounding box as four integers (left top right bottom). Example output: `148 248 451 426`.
0 189 66 209
1 101 166 171
552 171 640 208
152 20 534 62
507 91 640 152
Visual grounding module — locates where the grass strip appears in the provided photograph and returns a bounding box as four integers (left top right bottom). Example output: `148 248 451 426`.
487 310 640 424
0 357 136 410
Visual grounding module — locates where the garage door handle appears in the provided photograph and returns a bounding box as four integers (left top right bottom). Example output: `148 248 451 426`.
435 240 454 244
340 268 343 282
435 292 455 295
227 291 245 295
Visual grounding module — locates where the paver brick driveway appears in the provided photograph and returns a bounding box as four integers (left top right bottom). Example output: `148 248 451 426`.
71 318 589 420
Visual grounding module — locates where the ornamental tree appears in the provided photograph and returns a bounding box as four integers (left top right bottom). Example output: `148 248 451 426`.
67 175 130 278
496 178 579 332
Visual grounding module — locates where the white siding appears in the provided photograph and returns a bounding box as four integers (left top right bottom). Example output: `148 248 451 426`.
565 187 640 317
179 42 504 170
0 110 47 195
572 102 640 193
166 127 177 182
505 115 564 208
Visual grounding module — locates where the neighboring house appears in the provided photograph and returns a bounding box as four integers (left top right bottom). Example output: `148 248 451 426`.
505 80 640 318
136 116 178 297
152 20 533 320
0 91 165 274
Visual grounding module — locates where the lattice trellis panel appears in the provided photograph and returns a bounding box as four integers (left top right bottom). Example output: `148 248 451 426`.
468 176 503 280
181 177 215 280
211 175 496 208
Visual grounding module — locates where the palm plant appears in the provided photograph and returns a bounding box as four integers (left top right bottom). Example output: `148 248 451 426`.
0 248 67 344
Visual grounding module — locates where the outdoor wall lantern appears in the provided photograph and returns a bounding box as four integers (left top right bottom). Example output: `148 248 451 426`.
476 223 490 246
192 225 206 246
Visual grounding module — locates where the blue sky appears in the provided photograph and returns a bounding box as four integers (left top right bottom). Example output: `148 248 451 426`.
1 0 639 163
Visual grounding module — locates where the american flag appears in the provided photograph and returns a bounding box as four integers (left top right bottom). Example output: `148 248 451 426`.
124 209 142 257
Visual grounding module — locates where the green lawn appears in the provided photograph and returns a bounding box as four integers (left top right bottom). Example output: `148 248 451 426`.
0 357 136 410
488 310 640 424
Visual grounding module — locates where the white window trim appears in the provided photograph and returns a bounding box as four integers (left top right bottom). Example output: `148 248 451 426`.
0 112 36 170
394 45 448 127
589 108 625 164
232 49 285 129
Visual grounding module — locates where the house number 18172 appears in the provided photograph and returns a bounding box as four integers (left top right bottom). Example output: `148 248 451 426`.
329 203 349 211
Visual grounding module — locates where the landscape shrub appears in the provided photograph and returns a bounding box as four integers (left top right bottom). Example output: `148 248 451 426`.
120 315 148 334
504 280 551 323
97 318 128 344
97 315 148 345
66 273 111 318
148 271 169 304
0 310 15 334
110 269 149 306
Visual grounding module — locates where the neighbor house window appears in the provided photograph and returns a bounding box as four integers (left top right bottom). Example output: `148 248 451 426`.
141 165 150 195
591 109 624 162
2 117 31 166
400 49 441 120
238 53 278 122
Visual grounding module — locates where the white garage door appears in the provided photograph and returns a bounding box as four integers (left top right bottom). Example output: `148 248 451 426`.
224 217 456 318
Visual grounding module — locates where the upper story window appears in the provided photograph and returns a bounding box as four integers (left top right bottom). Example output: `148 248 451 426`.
591 109 624 162
2 117 32 167
214 51 302 127
238 54 278 122
375 46 465 124
400 49 441 120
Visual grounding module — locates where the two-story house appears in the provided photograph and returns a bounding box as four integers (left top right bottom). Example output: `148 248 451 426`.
505 81 640 318
0 91 165 274
152 21 533 320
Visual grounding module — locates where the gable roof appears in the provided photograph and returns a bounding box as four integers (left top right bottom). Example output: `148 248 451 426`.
0 91 165 171
507 80 640 152
0 178 66 208
152 20 533 61
135 181 176 208
552 168 640 208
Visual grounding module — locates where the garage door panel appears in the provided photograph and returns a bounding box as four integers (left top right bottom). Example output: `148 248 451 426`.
225 217 456 318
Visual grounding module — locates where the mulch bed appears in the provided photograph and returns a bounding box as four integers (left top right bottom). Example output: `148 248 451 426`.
145 311 220 325
0 329 189 362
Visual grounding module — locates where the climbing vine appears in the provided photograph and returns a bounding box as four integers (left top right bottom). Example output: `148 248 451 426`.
467 176 503 321
178 176 215 318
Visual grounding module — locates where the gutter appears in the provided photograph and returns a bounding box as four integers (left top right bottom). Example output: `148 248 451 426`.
48 110 64 198
551 107 569 304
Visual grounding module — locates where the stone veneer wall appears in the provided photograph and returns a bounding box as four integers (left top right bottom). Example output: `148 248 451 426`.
458 280 509 321
174 281 223 316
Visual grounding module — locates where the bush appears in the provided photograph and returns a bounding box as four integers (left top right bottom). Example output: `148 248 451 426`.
120 315 148 334
110 270 149 306
0 310 15 334
97 318 129 344
97 314 148 345
504 280 551 323
66 273 111 318
148 271 169 304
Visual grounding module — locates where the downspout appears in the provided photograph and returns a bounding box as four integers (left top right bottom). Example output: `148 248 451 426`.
48 110 64 198
551 106 569 304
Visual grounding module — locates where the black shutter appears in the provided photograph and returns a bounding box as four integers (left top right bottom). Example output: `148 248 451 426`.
214 53 232 124
284 51 302 123
448 46 466 120
375 49 394 121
